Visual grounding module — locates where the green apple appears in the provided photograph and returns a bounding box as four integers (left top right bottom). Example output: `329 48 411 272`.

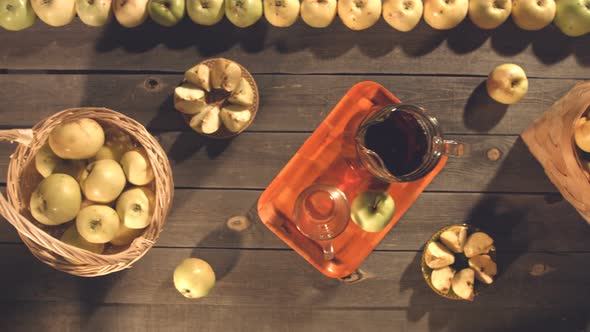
79 159 126 203
76 0 112 26
61 224 104 264
120 149 155 185
468 0 511 29
113 0 149 27
31 0 76 26
0 0 36 31
35 143 86 179
264 0 300 27
76 204 120 243
225 0 262 28
187 0 224 25
486 63 528 104
116 187 155 229
110 222 144 245
350 191 395 232
554 0 590 37
49 118 105 160
30 173 82 226
382 0 423 32
511 0 555 30
423 0 468 30
338 0 382 30
148 0 185 26
174 258 216 299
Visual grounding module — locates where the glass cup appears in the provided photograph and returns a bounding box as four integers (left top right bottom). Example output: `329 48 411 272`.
293 184 350 260
355 104 468 183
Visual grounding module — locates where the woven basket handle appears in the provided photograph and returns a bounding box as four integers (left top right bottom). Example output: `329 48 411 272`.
0 129 34 146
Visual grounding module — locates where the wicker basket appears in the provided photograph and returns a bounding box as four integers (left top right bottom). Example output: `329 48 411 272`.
522 81 590 225
0 108 174 277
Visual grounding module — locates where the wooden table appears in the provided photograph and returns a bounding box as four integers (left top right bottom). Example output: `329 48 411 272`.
1 18 589 331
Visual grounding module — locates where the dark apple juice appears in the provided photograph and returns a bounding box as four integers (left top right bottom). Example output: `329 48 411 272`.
363 110 429 177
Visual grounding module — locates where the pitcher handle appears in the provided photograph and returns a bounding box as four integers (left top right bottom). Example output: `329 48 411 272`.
319 240 335 261
442 140 469 157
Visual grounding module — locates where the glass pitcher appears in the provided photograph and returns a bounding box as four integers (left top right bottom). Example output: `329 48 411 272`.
355 104 467 183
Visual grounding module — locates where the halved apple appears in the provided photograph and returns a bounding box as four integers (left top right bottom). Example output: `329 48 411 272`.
464 232 494 258
174 83 208 115
468 254 497 284
220 104 252 133
228 78 254 106
424 241 455 269
185 64 211 92
211 59 242 92
431 266 456 294
452 268 475 301
439 225 468 253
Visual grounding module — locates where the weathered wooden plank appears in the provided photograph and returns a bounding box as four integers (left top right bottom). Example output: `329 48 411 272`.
1 302 587 332
0 74 577 134
1 191 588 252
0 134 556 192
0 19 588 78
0 246 588 310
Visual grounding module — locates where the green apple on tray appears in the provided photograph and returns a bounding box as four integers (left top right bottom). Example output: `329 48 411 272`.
29 118 157 260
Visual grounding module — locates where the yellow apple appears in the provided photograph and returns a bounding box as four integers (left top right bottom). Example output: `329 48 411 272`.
264 0 300 27
424 0 468 30
76 205 120 244
382 0 423 32
60 224 104 264
338 0 382 30
113 0 149 27
486 63 528 104
511 0 555 30
110 223 145 246
30 173 82 226
173 258 216 299
116 187 155 229
300 0 337 28
31 0 76 26
79 159 126 203
35 143 86 179
120 149 155 186
575 117 590 152
468 0 511 29
48 118 105 160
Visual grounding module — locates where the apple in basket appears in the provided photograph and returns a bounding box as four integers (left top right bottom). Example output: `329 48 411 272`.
120 149 155 186
174 258 216 299
35 143 87 179
80 159 127 203
76 205 120 243
61 224 105 264
116 187 155 229
30 173 82 226
48 118 105 160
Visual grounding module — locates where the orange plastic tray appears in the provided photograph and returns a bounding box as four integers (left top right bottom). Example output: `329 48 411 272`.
257 81 447 278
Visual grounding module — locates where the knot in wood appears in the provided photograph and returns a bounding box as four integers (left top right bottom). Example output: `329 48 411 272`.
226 216 251 232
144 77 162 91
486 148 502 161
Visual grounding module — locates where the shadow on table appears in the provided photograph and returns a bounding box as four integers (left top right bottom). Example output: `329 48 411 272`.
90 16 590 67
398 136 590 331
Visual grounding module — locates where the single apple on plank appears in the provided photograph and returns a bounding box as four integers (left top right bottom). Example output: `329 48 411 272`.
174 258 216 299
486 63 528 104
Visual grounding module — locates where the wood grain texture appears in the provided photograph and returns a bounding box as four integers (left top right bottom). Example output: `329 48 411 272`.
1 302 587 332
0 74 578 134
1 245 588 311
0 19 588 78
0 134 556 191
1 191 588 252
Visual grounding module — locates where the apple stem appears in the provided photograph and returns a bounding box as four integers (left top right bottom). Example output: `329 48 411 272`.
372 196 382 211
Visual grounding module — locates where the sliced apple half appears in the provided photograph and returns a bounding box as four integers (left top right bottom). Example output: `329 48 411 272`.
220 104 252 133
228 78 254 106
424 241 455 269
468 254 497 284
174 83 208 115
211 59 242 92
431 266 456 294
439 225 468 253
464 232 494 258
452 268 475 301
185 63 211 92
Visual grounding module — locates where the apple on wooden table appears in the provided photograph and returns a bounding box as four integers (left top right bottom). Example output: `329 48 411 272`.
382 0 423 32
554 0 590 37
174 258 216 299
113 0 149 27
0 0 36 31
264 0 300 27
424 0 468 30
76 0 112 27
148 0 185 27
338 0 382 30
511 0 555 30
468 0 511 29
486 63 528 104
225 0 263 28
31 0 76 26
187 0 224 25
300 0 336 28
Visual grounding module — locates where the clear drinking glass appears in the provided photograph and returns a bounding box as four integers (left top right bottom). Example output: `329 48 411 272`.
293 184 350 260
355 104 468 183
